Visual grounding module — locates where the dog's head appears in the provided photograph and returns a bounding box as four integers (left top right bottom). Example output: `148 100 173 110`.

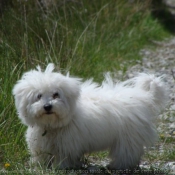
13 63 80 128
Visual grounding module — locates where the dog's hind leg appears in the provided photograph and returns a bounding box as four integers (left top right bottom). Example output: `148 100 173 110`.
108 139 144 170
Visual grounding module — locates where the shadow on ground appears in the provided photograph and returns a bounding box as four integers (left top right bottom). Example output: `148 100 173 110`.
151 0 175 34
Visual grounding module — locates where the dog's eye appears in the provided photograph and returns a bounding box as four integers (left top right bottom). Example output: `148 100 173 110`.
53 92 60 99
37 94 42 100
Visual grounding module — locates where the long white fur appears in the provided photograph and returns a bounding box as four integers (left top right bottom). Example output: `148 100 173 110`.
13 63 169 169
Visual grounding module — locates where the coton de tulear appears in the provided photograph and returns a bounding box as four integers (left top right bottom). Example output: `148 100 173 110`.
13 63 168 170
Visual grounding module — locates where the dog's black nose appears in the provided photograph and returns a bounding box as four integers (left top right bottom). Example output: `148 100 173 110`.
44 104 52 112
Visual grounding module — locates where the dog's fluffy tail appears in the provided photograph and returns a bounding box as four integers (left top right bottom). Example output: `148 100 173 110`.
103 73 169 114
118 73 169 115
133 73 169 113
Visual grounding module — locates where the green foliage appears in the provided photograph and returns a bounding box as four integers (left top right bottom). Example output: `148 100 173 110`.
0 0 172 173
0 0 170 79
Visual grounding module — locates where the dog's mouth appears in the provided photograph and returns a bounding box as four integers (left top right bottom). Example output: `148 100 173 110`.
45 112 54 115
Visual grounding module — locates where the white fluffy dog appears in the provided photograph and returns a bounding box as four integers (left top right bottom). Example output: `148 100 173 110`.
13 63 168 170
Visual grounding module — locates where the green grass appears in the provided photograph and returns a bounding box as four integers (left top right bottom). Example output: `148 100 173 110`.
0 0 173 174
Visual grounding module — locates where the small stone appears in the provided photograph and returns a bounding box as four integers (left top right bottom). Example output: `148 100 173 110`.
169 123 175 129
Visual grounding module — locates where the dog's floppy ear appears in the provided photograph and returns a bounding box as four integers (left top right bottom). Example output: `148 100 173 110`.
12 67 42 116
12 77 33 115
58 75 81 101
12 77 36 126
